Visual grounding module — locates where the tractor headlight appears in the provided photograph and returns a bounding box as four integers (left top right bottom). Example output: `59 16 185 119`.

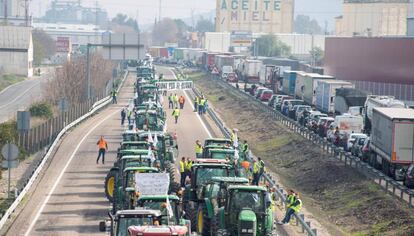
241 229 248 233
248 229 254 233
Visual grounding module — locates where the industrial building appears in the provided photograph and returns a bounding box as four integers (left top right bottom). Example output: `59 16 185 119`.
215 0 294 33
324 37 414 102
335 0 411 36
0 26 33 77
0 0 31 26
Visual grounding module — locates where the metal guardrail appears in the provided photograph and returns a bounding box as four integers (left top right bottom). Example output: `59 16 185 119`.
214 79 414 208
0 71 129 231
191 86 318 236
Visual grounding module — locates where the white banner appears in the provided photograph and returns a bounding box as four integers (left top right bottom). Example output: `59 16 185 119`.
135 173 170 196
156 81 193 91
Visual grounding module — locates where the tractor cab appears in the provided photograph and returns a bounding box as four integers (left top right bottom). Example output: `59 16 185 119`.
204 138 232 148
122 130 139 142
207 149 236 161
136 195 182 225
117 142 150 158
99 209 163 236
216 185 274 236
120 155 154 170
135 110 165 132
202 144 233 158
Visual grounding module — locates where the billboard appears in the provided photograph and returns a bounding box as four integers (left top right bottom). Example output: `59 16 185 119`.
216 0 294 33
231 31 252 47
56 37 70 53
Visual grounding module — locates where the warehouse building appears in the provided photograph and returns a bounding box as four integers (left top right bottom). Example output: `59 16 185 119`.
0 26 33 77
215 0 294 33
335 0 411 36
324 37 414 101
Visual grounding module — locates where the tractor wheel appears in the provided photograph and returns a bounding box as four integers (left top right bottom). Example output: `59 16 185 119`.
196 204 211 236
169 182 181 195
216 229 229 236
165 161 177 182
104 170 117 203
210 214 219 236
186 204 198 232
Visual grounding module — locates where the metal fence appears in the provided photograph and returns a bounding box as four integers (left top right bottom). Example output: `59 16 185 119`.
191 86 318 236
213 77 414 208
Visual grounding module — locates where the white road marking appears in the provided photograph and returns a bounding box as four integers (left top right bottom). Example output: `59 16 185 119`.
24 108 120 236
0 81 41 109
167 67 212 138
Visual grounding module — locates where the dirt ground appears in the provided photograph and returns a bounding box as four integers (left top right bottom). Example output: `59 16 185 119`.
192 73 414 236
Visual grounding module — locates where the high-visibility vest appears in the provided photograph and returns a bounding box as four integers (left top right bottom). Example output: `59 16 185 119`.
185 161 192 171
290 199 302 213
253 162 260 174
172 109 180 117
98 139 107 149
231 133 237 142
173 96 178 102
179 161 185 173
286 194 295 208
200 99 206 106
194 97 198 103
195 144 203 154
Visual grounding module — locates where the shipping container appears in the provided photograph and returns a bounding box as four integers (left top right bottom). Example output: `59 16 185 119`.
241 60 262 83
149 46 161 58
300 73 335 105
283 71 303 96
159 47 168 58
334 88 369 115
315 80 354 114
173 48 184 60
259 57 300 71
370 108 414 180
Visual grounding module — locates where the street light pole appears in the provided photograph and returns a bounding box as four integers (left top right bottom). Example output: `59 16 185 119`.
86 44 91 101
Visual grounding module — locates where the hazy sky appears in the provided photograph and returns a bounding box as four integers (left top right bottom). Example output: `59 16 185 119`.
30 0 342 29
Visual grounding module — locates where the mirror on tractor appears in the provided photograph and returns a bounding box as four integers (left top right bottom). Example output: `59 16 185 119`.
99 221 106 232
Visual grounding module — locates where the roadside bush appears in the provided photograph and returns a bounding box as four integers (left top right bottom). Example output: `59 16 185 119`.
0 121 27 162
29 102 53 119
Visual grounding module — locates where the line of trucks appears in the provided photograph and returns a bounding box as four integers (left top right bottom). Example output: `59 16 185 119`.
100 61 276 236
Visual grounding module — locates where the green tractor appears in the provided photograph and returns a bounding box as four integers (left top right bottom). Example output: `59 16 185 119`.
214 185 274 236
134 109 166 132
196 177 249 236
137 65 154 79
135 84 159 105
112 166 160 213
137 194 191 232
183 159 237 231
122 130 139 142
116 142 150 158
202 145 233 159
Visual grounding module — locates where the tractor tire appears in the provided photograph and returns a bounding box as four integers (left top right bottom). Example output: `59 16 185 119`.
186 204 198 232
169 182 181 195
104 169 117 203
165 161 177 182
216 229 229 236
196 204 211 236
210 214 219 236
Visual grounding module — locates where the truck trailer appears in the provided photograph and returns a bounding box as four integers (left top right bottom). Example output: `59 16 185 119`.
370 108 414 180
315 80 354 114
241 59 262 83
334 88 369 115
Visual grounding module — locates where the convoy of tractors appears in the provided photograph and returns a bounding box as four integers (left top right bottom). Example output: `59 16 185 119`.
99 60 276 236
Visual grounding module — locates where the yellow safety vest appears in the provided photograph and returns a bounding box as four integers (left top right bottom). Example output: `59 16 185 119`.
185 161 192 171
172 109 180 117
286 195 295 208
195 144 203 154
253 162 260 174
231 133 237 142
200 99 206 106
179 161 185 173
290 199 302 213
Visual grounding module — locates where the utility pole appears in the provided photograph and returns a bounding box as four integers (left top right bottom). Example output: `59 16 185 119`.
158 0 162 22
24 0 29 26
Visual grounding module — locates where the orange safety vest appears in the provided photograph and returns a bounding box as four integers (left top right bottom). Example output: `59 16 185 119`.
98 139 107 149
179 96 185 104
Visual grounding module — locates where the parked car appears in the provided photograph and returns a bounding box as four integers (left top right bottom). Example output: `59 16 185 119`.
350 136 367 156
255 87 268 99
317 117 335 137
274 95 291 111
282 99 304 116
260 90 274 102
268 95 278 107
346 133 367 152
294 105 312 121
404 164 414 188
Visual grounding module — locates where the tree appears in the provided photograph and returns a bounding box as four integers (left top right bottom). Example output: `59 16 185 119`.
195 17 215 33
32 29 56 65
310 47 324 66
294 15 323 34
112 13 139 32
152 18 179 46
253 34 291 57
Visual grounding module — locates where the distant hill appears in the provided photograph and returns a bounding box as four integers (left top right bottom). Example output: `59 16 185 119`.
295 0 343 31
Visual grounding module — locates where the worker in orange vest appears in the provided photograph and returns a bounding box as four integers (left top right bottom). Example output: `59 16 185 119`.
96 136 108 164
178 95 185 109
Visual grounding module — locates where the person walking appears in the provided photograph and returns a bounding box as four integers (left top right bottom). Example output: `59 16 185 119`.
185 158 193 182
195 140 203 158
179 157 186 187
203 99 208 114
96 136 108 164
121 108 126 125
252 160 260 185
127 109 132 125
179 95 185 109
168 94 173 109
173 94 179 108
278 192 302 225
194 96 199 112
258 157 265 184
172 107 180 124
111 90 117 104
198 97 206 115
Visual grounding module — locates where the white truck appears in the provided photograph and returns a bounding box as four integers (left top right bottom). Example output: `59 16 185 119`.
241 59 262 83
364 95 406 133
332 114 364 136
370 107 414 180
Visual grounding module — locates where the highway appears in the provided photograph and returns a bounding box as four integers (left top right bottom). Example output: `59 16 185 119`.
0 72 50 123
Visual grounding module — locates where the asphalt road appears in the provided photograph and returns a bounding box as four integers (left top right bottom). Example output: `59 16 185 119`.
0 72 50 123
